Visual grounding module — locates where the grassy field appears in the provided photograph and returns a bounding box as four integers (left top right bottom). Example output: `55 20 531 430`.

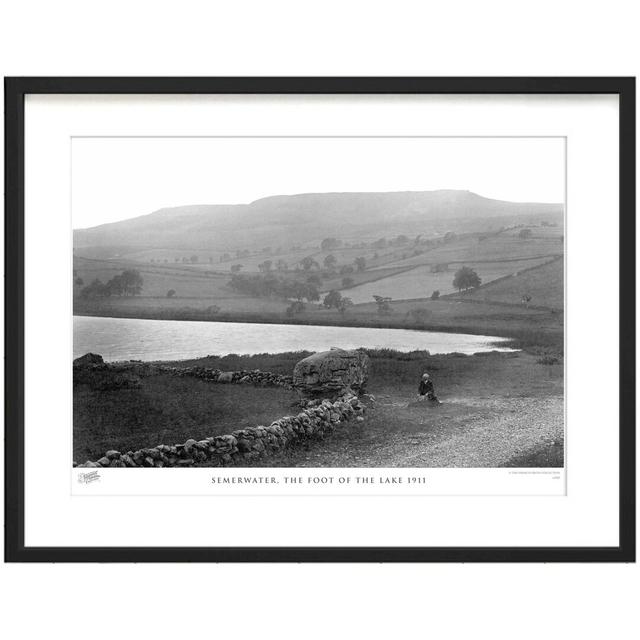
73 370 299 462
448 258 564 310
343 256 554 303
74 349 563 467
74 227 564 354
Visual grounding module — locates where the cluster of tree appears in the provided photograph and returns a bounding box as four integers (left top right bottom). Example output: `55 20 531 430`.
452 266 482 292
80 270 143 299
323 290 354 314
173 256 200 264
228 273 320 301
518 228 532 239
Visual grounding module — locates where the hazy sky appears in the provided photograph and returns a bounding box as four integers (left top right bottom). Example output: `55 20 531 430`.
72 137 565 229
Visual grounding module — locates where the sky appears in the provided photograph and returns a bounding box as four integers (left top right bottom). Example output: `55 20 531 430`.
72 136 565 229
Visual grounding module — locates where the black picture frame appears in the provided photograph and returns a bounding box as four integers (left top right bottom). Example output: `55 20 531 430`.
4 77 636 563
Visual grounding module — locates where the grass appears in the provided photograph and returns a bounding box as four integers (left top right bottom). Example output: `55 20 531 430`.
74 349 564 467
342 257 553 303
449 258 564 310
73 370 299 462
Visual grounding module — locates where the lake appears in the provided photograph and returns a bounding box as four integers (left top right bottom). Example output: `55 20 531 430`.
73 316 515 362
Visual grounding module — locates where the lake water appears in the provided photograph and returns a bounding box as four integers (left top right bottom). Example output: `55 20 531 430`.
73 316 515 362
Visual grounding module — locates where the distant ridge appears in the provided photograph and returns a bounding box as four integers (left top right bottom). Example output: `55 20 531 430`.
73 190 563 256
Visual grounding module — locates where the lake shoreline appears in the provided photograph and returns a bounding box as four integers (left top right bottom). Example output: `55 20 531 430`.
73 307 562 353
73 315 518 362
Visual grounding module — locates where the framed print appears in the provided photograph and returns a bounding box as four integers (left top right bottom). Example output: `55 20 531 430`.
4 77 635 562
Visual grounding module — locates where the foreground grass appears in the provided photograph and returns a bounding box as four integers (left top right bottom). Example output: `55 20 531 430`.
73 372 299 462
74 349 564 467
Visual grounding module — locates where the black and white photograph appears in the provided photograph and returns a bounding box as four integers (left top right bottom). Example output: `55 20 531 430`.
5 76 632 564
72 136 565 473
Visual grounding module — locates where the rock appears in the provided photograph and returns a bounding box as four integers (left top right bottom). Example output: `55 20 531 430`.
73 352 104 367
97 456 111 467
356 416 365 423
105 450 121 459
121 454 136 467
293 348 370 399
217 371 235 383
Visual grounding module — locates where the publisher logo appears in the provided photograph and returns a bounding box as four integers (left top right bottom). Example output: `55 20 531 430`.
78 470 101 484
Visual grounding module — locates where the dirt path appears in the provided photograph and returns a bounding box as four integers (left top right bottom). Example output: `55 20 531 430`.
258 395 563 468
257 352 564 468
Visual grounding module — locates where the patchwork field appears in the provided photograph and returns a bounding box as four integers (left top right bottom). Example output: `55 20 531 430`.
449 258 564 310
343 256 555 304
74 223 564 347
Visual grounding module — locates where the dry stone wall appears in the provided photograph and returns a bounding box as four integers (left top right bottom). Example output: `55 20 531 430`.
75 394 365 468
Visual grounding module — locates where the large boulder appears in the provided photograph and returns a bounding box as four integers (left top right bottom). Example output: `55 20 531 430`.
293 348 370 399
73 352 104 367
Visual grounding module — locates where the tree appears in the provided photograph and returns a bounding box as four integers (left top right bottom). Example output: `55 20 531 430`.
354 256 366 272
121 269 144 296
373 295 392 314
258 260 273 272
339 264 354 275
190 255 199 263
80 278 110 299
74 277 84 286
444 231 457 243
276 259 288 271
395 234 409 245
431 290 440 300
337 296 353 314
323 254 337 269
320 237 342 251
300 256 318 271
519 228 532 239
342 277 354 288
323 289 342 310
230 264 243 273
373 238 387 249
166 289 176 298
453 266 481 292
306 274 322 285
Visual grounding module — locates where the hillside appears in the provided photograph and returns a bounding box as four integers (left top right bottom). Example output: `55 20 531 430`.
73 190 563 257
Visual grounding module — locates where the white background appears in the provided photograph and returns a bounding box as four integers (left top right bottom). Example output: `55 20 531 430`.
28 94 604 546
1 2 638 639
